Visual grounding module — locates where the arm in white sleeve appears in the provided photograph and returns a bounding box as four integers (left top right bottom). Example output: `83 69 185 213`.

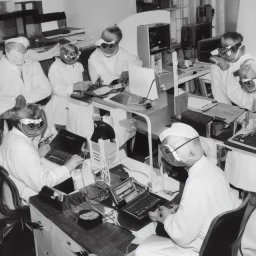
88 58 117 84
226 74 256 111
26 50 54 62
122 53 143 71
25 61 52 103
164 181 208 247
211 64 232 104
49 65 73 96
49 62 84 96
13 142 71 193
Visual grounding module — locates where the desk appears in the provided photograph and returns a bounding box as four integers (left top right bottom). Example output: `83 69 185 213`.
30 157 178 256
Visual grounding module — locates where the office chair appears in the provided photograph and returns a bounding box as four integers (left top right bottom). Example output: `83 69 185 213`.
200 192 256 256
0 166 40 245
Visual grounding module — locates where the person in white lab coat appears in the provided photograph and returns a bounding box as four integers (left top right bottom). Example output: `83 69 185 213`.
224 60 256 256
0 100 83 204
0 36 57 137
135 123 240 256
48 43 92 126
211 32 256 111
88 25 143 85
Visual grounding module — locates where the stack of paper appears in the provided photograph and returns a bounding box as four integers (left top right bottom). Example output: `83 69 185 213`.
188 97 214 111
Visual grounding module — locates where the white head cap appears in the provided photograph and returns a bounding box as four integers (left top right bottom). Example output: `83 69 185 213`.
5 36 30 48
159 123 199 142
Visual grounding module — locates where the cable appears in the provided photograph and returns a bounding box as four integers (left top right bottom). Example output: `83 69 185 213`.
125 242 133 256
139 79 156 104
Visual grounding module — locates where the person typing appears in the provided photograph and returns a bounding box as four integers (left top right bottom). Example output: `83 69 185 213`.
135 123 240 256
88 25 143 85
0 97 83 205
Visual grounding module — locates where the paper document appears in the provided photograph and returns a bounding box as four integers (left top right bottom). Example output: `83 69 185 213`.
205 103 244 124
128 64 158 101
93 84 122 95
41 21 58 32
188 97 213 110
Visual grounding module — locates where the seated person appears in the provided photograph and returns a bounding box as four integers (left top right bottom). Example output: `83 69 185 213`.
210 31 255 110
48 43 92 126
0 36 56 137
0 98 83 204
1 43 60 62
136 123 240 256
88 25 143 85
224 59 256 256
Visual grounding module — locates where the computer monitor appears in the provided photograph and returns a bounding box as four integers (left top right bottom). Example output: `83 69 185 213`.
197 35 222 63
181 21 212 51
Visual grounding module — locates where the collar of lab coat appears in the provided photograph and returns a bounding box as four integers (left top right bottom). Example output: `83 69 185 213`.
12 127 33 143
2 55 23 74
55 57 76 68
188 155 207 177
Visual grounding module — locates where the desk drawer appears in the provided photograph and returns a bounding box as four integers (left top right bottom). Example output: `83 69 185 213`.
52 225 85 255
34 232 55 256
30 205 52 234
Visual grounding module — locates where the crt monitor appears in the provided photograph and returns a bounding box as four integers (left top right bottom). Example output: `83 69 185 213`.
197 35 222 63
181 21 212 50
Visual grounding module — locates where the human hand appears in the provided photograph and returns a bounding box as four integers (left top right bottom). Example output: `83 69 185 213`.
178 59 187 69
73 81 92 92
156 206 175 224
38 143 51 158
65 155 84 173
119 71 129 85
14 95 26 110
211 57 230 71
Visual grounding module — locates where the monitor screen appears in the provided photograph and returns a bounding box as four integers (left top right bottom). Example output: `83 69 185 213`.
181 21 212 50
110 178 137 204
197 35 222 62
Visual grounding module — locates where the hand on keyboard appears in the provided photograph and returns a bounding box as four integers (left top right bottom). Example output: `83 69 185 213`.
149 205 177 223
65 155 84 173
38 143 51 158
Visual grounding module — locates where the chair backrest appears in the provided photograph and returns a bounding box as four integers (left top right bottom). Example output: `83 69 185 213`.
200 192 256 256
0 166 23 216
117 10 171 56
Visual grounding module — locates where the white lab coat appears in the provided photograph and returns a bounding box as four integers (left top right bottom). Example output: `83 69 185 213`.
136 156 240 256
0 128 70 203
0 55 51 103
0 55 57 137
48 58 84 126
211 53 256 111
88 47 143 84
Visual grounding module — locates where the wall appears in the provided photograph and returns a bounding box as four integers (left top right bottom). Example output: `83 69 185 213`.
42 0 63 13
225 0 239 31
63 0 136 39
237 0 256 57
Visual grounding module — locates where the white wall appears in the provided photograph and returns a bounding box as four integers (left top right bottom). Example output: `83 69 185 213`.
225 0 239 31
237 0 256 57
42 0 63 13
63 0 136 39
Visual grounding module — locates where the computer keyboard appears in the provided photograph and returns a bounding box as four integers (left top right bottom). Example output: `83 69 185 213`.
46 150 72 165
122 192 160 218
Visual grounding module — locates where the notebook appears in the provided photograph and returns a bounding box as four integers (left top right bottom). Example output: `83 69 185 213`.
44 129 87 165
109 177 166 221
